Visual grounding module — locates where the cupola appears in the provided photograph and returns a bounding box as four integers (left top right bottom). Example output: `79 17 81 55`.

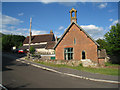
69 8 77 23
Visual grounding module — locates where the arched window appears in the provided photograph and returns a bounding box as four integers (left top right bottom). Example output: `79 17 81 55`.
82 51 86 59
74 38 76 44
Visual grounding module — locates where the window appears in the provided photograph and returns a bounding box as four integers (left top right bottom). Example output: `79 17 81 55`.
82 51 86 59
74 38 76 44
64 48 73 60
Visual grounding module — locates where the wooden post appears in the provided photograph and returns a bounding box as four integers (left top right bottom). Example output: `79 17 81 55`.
27 18 32 58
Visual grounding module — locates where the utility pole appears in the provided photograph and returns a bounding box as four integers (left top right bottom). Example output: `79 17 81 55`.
27 18 32 58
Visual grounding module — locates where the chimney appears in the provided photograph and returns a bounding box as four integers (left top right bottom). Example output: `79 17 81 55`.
69 8 77 23
50 30 53 34
56 36 57 43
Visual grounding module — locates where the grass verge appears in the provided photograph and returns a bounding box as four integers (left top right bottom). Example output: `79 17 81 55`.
105 62 120 66
34 61 119 76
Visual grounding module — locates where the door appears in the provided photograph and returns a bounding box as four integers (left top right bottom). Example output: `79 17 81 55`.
82 51 86 59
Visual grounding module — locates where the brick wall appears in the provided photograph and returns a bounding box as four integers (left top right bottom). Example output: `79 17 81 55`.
55 24 98 62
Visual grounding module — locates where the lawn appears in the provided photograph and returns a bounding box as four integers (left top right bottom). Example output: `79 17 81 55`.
34 61 119 76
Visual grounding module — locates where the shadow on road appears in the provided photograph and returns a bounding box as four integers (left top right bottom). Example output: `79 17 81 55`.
2 52 30 89
5 83 30 89
2 52 27 72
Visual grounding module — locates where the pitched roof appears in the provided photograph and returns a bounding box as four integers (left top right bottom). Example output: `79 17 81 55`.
23 34 55 44
54 22 100 49
45 41 56 49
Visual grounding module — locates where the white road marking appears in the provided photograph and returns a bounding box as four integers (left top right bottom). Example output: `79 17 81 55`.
16 59 20 61
16 58 120 84
21 61 25 63
0 84 8 90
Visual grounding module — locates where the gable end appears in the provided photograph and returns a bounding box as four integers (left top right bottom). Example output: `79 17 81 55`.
54 22 100 49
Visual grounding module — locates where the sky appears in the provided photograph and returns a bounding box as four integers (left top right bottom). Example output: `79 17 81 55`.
1 1 119 40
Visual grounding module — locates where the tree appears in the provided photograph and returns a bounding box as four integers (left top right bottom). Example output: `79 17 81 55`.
96 39 107 50
30 46 35 54
2 35 14 51
104 23 120 64
2 34 25 51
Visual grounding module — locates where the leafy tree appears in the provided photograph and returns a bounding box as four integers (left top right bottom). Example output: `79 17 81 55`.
18 42 23 48
96 39 107 50
30 46 35 54
104 23 120 64
2 34 25 51
2 35 14 51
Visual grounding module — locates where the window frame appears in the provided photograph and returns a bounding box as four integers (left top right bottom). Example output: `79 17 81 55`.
64 48 73 60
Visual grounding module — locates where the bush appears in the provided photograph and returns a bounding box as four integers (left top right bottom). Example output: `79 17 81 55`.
30 46 35 54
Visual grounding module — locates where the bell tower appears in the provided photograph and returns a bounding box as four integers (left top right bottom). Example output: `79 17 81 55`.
50 30 53 34
69 8 77 23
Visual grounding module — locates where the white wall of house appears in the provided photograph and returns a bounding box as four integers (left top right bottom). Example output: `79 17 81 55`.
23 42 47 46
36 48 54 54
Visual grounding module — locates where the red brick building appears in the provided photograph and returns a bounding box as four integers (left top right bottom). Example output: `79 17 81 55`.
54 8 100 63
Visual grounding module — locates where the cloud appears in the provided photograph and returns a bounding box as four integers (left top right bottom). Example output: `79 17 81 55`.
18 13 24 16
81 25 103 31
58 34 62 37
2 15 24 25
1 14 48 37
38 0 87 6
98 3 107 8
108 9 114 13
109 19 118 29
1 15 27 36
54 31 62 38
81 24 104 40
112 20 118 25
58 26 64 30
32 30 47 35
109 19 113 22
2 28 29 36
38 0 73 4
2 29 28 36
2 27 48 36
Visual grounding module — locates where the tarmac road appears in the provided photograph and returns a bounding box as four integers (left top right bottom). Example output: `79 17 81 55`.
2 55 119 88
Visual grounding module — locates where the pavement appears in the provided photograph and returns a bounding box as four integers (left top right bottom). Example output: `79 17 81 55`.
2 52 120 84
18 57 120 84
3 55 119 88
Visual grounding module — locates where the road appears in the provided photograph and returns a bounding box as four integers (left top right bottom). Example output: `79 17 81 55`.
2 55 119 88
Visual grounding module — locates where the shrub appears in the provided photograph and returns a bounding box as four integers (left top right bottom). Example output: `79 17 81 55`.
30 46 35 54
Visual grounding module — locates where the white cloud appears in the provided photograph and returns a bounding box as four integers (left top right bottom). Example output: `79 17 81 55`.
1 15 27 36
2 29 28 36
109 19 113 22
58 26 64 30
108 9 114 13
18 13 24 16
1 15 48 37
38 0 86 6
2 27 48 36
58 34 62 38
38 0 73 4
112 20 118 25
81 24 104 40
32 30 47 35
54 31 62 38
109 19 118 29
98 3 107 8
81 25 103 31
2 15 24 25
